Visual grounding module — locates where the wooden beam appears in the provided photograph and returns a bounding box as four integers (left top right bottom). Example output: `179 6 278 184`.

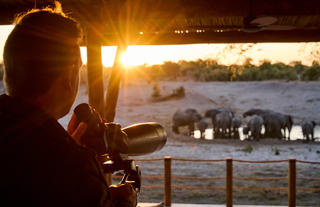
2 0 320 25
2 0 320 44
288 158 296 207
226 157 233 207
86 26 104 115
99 29 320 45
104 45 127 123
164 156 172 207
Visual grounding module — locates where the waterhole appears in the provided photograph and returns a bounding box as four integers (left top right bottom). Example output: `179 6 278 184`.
193 125 320 141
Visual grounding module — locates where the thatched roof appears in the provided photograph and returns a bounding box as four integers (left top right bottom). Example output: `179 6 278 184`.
1 0 320 44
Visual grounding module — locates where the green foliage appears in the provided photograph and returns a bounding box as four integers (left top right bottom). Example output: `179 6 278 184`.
242 145 253 153
140 59 316 82
272 147 280 155
151 83 161 98
172 86 185 97
82 59 320 85
151 85 186 102
161 61 180 80
301 61 320 81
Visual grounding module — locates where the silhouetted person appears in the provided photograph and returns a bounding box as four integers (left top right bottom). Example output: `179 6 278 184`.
0 4 136 207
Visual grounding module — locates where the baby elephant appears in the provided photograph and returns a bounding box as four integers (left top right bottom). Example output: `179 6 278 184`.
301 121 317 141
172 108 202 136
242 125 250 140
249 115 264 140
244 115 264 141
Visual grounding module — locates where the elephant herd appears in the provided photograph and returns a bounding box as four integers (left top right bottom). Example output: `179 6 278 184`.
172 107 318 141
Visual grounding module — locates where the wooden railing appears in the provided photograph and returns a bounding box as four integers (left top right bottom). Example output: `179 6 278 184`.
133 157 320 207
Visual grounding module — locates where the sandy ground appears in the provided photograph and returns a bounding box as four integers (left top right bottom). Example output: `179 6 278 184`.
60 80 320 206
113 80 320 127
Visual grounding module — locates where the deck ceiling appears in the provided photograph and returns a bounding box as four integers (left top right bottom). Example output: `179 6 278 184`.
1 0 320 45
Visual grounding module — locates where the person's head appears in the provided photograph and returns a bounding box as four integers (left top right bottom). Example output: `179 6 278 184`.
3 3 82 119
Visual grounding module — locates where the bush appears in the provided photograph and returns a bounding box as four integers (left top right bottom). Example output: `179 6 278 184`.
236 67 259 81
301 61 320 81
242 145 253 153
151 83 161 98
172 86 185 97
100 59 313 82
272 147 280 155
161 61 180 80
210 68 233 81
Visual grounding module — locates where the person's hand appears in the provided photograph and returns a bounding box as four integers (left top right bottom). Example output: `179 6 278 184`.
67 113 87 146
109 183 137 207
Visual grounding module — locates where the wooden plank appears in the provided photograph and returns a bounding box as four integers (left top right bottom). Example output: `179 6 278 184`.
2 1 320 44
288 159 296 207
86 26 104 115
164 156 172 207
104 45 126 122
226 157 233 207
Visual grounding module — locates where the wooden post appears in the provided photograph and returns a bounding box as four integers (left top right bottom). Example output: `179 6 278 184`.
226 157 233 207
164 156 172 207
104 45 126 185
288 158 296 207
104 45 127 122
86 26 104 115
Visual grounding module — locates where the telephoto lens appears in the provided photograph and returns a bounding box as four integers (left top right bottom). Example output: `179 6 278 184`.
121 122 167 156
74 103 167 156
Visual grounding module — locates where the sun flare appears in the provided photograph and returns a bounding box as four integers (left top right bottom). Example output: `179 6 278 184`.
120 50 139 67
119 46 166 67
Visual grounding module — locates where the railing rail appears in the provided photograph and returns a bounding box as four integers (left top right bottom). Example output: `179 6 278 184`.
131 157 320 207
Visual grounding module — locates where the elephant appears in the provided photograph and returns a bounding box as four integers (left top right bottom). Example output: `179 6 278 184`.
263 112 293 140
197 118 208 139
232 116 242 132
243 108 271 118
216 107 235 117
301 121 316 141
205 107 235 136
215 111 232 138
205 109 221 128
172 108 202 136
243 109 291 139
231 116 242 139
242 125 250 139
247 115 264 140
275 114 293 140
261 113 283 139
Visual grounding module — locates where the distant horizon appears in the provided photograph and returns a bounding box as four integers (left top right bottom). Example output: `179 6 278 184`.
1 25 319 67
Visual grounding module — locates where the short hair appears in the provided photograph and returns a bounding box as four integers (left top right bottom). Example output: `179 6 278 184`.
3 3 82 98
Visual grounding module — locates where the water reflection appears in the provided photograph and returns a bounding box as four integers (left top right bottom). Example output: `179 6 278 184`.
194 125 320 141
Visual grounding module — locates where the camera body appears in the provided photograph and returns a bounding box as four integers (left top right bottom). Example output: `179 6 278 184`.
73 103 167 192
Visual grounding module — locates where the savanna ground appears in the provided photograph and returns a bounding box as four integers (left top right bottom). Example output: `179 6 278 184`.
64 80 320 206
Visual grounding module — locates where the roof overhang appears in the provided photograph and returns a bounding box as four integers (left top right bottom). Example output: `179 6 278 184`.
1 0 320 45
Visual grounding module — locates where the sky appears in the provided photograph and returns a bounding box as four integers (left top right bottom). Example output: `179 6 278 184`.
0 25 317 67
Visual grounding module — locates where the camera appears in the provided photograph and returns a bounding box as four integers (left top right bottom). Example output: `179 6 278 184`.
73 103 167 191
